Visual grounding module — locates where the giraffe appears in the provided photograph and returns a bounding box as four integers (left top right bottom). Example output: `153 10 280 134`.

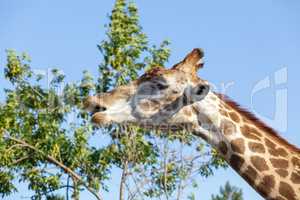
84 48 300 200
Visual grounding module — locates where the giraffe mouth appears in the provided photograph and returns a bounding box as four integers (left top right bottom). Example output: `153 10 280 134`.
89 111 97 117
90 111 112 126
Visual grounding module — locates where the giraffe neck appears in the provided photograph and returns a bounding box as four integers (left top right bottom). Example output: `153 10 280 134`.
190 92 300 200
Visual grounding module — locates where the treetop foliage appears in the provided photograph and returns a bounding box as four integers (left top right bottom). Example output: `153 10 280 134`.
0 1 229 200
211 181 243 200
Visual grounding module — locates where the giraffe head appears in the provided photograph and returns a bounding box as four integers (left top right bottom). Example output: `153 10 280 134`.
84 49 210 127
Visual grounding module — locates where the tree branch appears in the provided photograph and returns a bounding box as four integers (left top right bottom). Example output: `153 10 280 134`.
119 160 128 200
5 135 104 200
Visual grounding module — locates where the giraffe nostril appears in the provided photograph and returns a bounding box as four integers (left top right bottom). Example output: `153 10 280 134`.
95 105 107 112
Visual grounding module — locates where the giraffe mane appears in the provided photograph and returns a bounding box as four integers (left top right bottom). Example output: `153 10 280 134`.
215 93 300 153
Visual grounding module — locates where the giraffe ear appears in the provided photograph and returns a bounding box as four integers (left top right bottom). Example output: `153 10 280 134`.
172 48 204 74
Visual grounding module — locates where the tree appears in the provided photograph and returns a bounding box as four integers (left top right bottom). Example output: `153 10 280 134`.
211 182 243 200
0 0 228 200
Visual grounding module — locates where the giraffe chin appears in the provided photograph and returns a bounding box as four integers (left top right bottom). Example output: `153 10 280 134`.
91 112 137 127
91 112 112 126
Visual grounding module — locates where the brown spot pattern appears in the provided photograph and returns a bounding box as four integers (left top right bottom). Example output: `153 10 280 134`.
250 128 262 137
279 181 297 200
276 169 289 178
230 154 245 171
270 158 289 169
230 138 245 154
257 175 275 198
182 108 192 116
220 119 236 136
229 112 240 123
265 138 288 157
241 166 257 186
248 142 266 153
265 138 276 148
215 93 300 154
251 156 269 171
291 172 300 184
220 109 229 117
191 105 200 115
240 125 261 141
292 157 300 167
269 147 288 157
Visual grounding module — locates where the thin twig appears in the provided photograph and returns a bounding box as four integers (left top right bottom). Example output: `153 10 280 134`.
130 170 146 200
11 156 30 165
162 138 169 200
67 175 70 200
176 142 184 200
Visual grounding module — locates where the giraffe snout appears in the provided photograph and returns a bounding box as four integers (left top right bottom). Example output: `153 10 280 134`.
83 96 107 115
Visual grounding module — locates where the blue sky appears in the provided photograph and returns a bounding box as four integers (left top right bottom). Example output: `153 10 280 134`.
1 0 300 199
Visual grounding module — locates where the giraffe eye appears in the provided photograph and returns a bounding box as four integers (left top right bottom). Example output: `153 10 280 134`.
156 83 169 90
196 85 206 95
